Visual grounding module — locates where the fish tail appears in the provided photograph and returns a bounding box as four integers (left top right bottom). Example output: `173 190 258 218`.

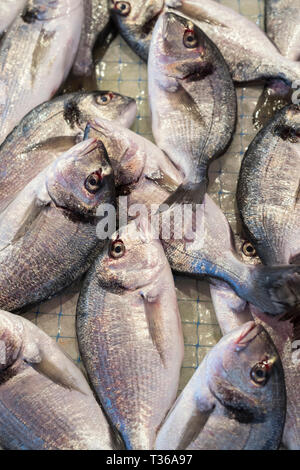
158 179 207 212
248 264 300 317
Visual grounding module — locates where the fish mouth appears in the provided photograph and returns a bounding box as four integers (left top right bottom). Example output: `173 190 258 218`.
142 7 164 35
235 322 263 350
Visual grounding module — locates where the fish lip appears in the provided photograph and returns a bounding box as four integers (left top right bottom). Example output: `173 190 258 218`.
75 138 101 157
235 322 263 349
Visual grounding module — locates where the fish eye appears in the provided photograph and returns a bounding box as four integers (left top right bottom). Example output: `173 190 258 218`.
84 170 102 194
242 241 256 258
110 239 126 259
250 362 269 386
115 1 131 16
96 93 114 105
183 29 198 49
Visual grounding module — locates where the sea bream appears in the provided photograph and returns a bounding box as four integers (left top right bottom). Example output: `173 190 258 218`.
254 0 300 128
0 0 27 35
155 322 286 450
0 138 115 312
0 91 136 213
109 0 164 61
172 0 300 84
0 309 120 450
83 119 300 317
237 104 300 266
84 117 182 208
210 248 300 450
148 12 236 202
0 0 84 145
73 0 111 76
77 218 184 450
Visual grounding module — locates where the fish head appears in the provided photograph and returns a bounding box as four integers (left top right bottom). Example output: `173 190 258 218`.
80 92 137 128
109 0 164 59
22 0 81 22
85 118 145 186
94 218 165 291
153 12 215 83
206 322 285 419
46 138 115 219
0 311 23 370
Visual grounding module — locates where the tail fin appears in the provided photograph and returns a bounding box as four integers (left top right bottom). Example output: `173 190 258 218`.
248 264 300 317
158 180 207 212
279 305 300 341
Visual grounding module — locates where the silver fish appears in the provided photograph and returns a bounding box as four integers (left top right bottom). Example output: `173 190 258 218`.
155 321 286 450
73 0 111 77
254 0 300 129
109 0 164 61
0 0 84 144
77 219 184 450
173 0 300 84
84 117 182 207
0 91 136 213
0 309 120 450
210 253 300 450
84 120 300 316
237 104 300 266
0 138 115 312
0 0 27 35
148 12 236 202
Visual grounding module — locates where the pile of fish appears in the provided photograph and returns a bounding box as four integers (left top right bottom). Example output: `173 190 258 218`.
0 0 299 451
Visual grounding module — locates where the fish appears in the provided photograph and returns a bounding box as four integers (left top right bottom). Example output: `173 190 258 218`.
237 104 300 266
0 309 120 450
172 0 300 85
73 0 111 77
0 91 136 213
84 119 300 316
0 138 115 312
76 218 184 450
0 0 27 35
84 117 182 207
254 0 300 129
210 240 300 450
0 0 84 145
109 0 164 61
155 321 286 450
148 11 236 204
266 0 300 61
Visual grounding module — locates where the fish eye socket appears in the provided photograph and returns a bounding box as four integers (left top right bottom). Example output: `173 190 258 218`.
110 240 126 259
183 29 198 49
84 171 102 194
250 363 269 386
242 241 256 257
96 93 114 105
115 1 131 16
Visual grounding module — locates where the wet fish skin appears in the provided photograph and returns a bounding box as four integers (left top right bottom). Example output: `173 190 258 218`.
0 309 120 450
155 321 286 450
0 0 84 145
210 244 300 450
73 0 110 76
85 117 182 207
77 219 184 450
148 12 236 194
266 0 300 61
237 104 300 266
83 121 300 316
0 91 136 213
253 0 300 129
0 138 116 312
0 0 27 35
174 0 300 84
109 0 164 61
